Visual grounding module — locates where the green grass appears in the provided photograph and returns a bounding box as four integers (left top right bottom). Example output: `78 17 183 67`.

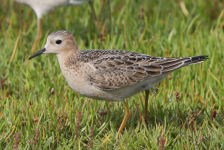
1 0 224 149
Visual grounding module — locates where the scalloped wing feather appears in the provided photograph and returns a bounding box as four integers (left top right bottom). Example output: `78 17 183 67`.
85 50 208 90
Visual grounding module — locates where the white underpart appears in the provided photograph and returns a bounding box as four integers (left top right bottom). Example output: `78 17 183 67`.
14 0 90 19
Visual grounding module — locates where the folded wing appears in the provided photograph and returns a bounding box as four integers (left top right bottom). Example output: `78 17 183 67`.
87 51 208 90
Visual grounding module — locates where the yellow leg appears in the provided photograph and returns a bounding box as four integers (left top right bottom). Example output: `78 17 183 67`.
31 18 42 54
144 90 149 121
116 102 131 137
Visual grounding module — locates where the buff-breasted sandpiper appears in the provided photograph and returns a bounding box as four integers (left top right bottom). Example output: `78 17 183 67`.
28 30 208 137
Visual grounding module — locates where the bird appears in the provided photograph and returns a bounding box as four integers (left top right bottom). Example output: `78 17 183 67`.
28 30 208 137
14 0 97 54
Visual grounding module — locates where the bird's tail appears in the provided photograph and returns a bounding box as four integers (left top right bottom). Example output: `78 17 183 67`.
157 55 209 73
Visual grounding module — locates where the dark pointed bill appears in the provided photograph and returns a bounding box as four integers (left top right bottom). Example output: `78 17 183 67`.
28 48 46 60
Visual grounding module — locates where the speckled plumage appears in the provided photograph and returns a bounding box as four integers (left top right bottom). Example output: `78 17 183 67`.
29 30 208 102
29 30 208 136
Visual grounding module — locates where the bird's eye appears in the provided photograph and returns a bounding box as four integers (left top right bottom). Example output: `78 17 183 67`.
56 40 62 44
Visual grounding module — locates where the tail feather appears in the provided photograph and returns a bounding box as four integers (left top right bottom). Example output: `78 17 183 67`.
182 55 209 66
161 55 209 73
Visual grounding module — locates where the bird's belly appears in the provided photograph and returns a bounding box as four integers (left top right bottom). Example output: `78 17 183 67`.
62 68 168 102
62 70 124 102
106 73 169 99
68 79 125 102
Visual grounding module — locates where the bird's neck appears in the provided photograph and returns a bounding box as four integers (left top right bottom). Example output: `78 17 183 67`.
56 49 81 69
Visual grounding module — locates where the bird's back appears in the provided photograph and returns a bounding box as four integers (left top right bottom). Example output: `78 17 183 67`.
74 49 208 91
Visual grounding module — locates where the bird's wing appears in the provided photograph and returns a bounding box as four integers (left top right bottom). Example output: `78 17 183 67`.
86 51 208 90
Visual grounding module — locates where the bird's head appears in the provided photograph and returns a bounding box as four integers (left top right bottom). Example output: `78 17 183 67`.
29 30 79 60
